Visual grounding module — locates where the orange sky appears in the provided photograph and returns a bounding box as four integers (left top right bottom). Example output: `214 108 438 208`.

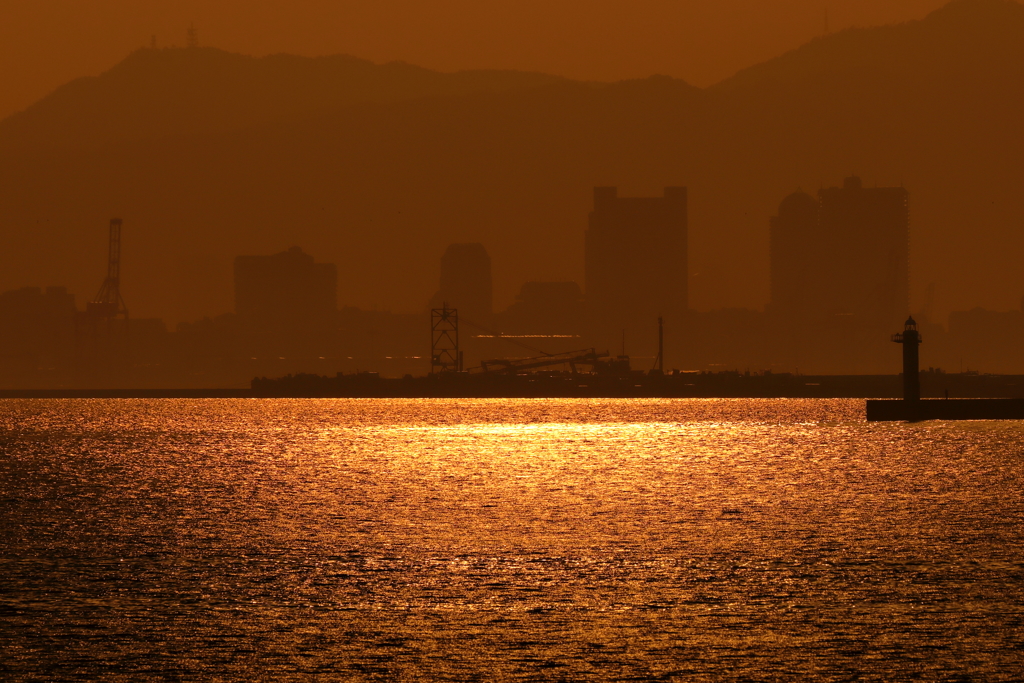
2 0 948 123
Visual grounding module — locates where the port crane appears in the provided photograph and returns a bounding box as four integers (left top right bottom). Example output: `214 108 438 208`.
87 218 128 323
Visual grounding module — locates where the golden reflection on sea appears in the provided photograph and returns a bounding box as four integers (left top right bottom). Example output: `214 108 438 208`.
1 398 1023 679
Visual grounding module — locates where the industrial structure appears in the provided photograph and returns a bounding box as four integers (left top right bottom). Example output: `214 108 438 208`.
655 316 664 373
74 218 131 381
430 304 461 373
86 218 129 324
478 348 627 376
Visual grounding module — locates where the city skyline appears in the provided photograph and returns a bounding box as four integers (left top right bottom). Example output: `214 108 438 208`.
4 1 1024 326
5 173 1024 388
2 0 1024 386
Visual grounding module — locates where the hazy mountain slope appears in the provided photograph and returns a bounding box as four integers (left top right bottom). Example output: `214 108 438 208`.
0 0 1021 330
0 48 572 150
716 0 1024 92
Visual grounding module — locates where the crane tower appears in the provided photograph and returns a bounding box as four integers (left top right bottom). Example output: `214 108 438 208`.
87 218 129 322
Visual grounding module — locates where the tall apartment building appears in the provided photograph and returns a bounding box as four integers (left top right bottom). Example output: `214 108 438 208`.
769 176 909 372
585 187 687 344
234 246 337 324
431 243 492 324
770 176 908 324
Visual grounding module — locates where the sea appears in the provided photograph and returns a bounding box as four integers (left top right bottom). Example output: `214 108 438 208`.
2 398 1023 681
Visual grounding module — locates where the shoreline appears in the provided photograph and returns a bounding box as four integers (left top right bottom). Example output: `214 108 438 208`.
2 372 1022 400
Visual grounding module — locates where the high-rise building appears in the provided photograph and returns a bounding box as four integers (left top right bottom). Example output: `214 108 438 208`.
499 281 584 335
585 186 687 342
768 190 819 318
770 177 908 324
769 177 909 372
234 246 337 324
432 243 492 324
817 176 909 325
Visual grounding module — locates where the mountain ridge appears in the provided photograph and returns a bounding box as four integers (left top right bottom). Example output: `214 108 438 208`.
4 0 1021 152
0 47 578 150
714 0 1024 92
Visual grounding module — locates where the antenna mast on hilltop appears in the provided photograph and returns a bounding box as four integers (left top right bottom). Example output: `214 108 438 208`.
187 23 199 48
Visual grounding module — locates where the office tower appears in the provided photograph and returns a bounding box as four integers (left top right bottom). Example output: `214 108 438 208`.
768 190 819 319
433 243 492 324
769 177 909 372
234 246 337 323
817 176 909 325
585 186 687 341
770 177 908 324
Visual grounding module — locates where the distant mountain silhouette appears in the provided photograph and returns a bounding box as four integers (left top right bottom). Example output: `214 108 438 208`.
716 0 1024 92
0 48 571 150
1 0 1022 327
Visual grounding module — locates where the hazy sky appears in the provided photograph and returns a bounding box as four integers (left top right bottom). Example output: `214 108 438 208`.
3 0 949 122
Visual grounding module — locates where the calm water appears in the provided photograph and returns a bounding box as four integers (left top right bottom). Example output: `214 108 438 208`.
2 398 1023 681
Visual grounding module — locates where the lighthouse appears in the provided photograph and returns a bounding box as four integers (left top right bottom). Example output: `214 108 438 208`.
892 316 921 403
869 315 1024 422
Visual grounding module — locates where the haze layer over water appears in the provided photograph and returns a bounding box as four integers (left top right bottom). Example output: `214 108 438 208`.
2 399 1023 679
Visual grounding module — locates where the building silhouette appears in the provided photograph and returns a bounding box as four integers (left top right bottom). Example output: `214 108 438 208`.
430 243 492 324
0 286 77 384
769 190 819 318
499 281 585 335
818 176 909 324
235 246 337 322
769 177 909 372
771 177 908 322
234 246 337 356
585 187 687 348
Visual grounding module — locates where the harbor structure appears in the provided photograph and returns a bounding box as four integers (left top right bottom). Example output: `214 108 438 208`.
867 316 1024 421
75 219 131 380
892 316 921 403
85 218 128 323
